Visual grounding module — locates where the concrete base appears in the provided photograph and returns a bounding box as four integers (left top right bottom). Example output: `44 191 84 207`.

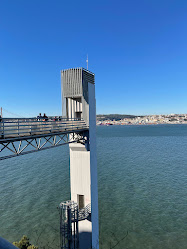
79 220 92 249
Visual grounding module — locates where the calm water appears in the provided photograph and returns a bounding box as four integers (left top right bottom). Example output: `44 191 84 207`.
0 125 187 249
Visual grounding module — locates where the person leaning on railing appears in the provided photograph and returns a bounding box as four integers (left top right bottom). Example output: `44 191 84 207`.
43 113 48 121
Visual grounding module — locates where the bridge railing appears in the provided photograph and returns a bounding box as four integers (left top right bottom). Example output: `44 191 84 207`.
0 118 88 139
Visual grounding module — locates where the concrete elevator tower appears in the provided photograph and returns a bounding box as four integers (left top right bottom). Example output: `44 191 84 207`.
61 68 99 249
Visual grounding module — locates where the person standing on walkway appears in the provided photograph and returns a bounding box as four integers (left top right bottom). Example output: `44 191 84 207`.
43 113 48 121
37 113 42 121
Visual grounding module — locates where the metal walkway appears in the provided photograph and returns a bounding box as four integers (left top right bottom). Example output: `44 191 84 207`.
0 118 88 160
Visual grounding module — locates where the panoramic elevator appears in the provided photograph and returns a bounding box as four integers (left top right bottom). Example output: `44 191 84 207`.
59 68 99 249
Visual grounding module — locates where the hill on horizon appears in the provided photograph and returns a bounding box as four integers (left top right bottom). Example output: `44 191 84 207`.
96 114 144 121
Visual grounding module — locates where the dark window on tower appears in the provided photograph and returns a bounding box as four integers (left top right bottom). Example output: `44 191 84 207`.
75 112 81 120
78 195 84 209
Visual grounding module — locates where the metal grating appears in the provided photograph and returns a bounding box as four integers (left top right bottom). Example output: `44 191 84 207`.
61 68 95 98
62 68 82 98
82 68 95 85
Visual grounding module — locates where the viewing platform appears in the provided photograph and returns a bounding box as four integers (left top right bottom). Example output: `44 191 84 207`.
0 117 88 143
0 117 89 160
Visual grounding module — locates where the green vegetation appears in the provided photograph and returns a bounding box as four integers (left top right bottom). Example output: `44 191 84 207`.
13 235 38 249
97 114 143 121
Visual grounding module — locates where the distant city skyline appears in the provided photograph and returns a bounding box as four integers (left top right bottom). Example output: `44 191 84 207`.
1 0 187 117
97 113 187 125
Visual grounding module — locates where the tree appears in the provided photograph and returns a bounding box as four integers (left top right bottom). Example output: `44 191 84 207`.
13 235 38 249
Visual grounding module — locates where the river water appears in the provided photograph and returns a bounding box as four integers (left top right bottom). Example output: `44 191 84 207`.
0 125 187 249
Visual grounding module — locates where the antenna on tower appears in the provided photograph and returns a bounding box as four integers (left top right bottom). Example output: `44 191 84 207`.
86 54 88 70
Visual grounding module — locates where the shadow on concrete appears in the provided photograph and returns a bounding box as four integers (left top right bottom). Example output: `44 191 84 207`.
79 231 92 249
87 213 91 222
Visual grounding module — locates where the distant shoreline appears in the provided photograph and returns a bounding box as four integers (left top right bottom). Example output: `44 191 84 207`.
97 113 187 126
97 123 187 126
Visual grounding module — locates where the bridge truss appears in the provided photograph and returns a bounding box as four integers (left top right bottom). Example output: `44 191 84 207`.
0 118 88 160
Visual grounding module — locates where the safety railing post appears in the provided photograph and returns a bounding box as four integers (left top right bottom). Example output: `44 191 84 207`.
18 119 19 136
3 120 5 138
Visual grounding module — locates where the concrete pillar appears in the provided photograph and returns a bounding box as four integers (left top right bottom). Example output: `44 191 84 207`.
69 143 92 249
61 68 99 249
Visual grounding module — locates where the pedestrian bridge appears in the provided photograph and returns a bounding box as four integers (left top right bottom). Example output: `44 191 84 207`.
0 117 88 160
0 118 88 141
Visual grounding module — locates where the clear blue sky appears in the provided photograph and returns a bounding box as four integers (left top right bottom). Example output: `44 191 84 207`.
0 0 187 117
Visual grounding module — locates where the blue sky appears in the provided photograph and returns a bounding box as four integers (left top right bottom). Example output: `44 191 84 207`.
0 0 187 117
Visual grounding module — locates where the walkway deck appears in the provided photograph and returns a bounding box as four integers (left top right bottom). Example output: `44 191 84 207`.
0 118 88 143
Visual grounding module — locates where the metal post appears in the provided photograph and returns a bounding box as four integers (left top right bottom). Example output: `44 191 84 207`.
3 120 4 139
18 119 19 136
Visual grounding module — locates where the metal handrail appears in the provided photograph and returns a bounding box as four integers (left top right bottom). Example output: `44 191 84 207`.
0 118 88 139
1 117 84 121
